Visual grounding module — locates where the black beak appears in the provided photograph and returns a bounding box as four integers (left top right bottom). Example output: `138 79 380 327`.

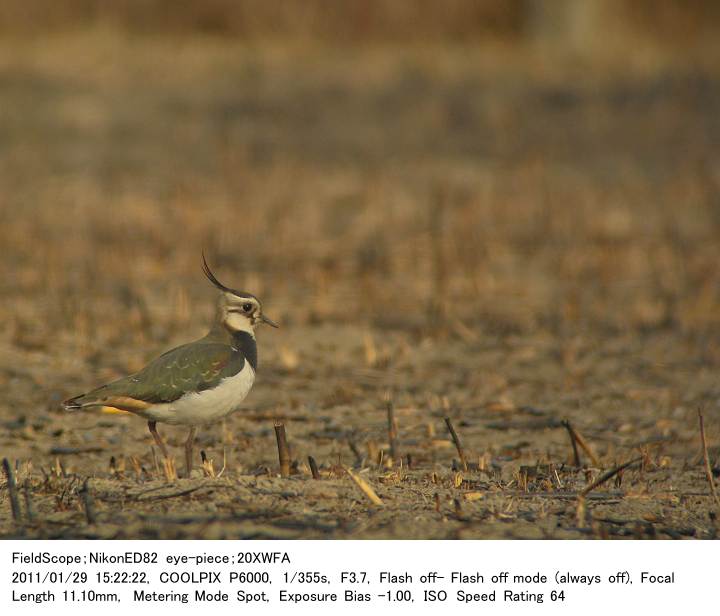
261 314 279 328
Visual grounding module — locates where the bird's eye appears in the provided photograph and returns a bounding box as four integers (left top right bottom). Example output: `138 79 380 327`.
242 303 253 313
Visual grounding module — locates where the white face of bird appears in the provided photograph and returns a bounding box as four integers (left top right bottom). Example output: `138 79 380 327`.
220 293 277 334
202 254 278 334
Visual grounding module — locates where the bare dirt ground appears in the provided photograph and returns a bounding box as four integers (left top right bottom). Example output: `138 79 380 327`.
1 33 720 539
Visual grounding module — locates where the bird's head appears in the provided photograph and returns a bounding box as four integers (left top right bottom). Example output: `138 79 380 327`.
202 254 278 334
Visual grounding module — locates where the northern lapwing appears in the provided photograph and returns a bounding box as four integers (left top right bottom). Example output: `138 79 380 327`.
63 255 278 476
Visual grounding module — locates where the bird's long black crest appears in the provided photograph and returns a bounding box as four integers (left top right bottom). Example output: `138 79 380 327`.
201 252 254 299
202 252 232 292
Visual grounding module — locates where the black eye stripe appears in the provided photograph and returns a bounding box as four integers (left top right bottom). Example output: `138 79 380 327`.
227 302 256 316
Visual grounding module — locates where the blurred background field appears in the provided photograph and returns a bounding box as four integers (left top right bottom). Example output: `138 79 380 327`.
1 1 720 539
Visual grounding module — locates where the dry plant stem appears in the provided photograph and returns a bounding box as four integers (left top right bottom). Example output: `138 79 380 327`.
274 422 290 478
367 441 380 465
387 400 399 463
572 426 600 467
23 486 36 521
201 450 216 478
2 458 21 521
162 458 177 482
576 496 586 527
348 440 363 466
54 457 64 477
561 419 581 466
132 456 144 480
217 448 227 478
444 417 468 472
308 456 321 480
135 484 215 502
580 457 643 497
184 426 197 477
698 409 720 508
344 466 383 506
81 478 97 524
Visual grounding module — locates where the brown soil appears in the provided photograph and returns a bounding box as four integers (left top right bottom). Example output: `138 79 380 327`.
1 33 719 539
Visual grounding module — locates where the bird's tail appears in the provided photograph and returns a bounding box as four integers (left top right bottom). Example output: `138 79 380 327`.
62 389 106 411
62 392 131 415
62 393 92 411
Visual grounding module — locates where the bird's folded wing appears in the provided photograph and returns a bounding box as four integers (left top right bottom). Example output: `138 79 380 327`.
77 342 246 409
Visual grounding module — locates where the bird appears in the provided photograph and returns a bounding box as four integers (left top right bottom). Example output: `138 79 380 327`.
63 255 278 477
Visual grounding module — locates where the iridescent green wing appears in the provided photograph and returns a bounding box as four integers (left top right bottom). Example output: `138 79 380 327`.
90 342 245 405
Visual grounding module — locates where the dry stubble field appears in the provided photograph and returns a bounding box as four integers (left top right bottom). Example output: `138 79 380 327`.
1 33 720 539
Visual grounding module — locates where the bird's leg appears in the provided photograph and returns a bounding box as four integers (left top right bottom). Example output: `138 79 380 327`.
185 426 197 477
147 421 170 459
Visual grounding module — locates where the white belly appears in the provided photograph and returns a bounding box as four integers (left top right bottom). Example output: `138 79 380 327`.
143 363 255 425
